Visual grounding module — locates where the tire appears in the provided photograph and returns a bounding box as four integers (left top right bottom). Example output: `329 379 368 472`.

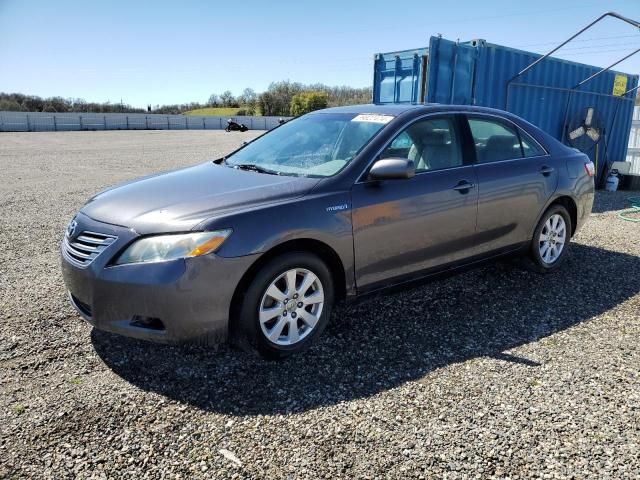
527 204 572 273
233 252 334 359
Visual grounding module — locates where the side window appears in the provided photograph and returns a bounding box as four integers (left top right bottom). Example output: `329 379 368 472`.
468 118 523 163
519 129 546 157
380 117 463 172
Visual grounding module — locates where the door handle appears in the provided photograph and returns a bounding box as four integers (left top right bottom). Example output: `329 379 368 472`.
540 166 554 176
452 181 475 192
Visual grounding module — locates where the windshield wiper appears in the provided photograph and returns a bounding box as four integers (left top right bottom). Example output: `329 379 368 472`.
229 163 280 175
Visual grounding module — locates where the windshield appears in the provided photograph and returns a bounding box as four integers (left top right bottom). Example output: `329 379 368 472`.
224 112 393 177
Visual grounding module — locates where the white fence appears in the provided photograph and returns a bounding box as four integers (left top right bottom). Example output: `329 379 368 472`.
0 111 287 132
627 106 640 175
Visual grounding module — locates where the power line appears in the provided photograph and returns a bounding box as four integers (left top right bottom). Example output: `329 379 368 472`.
549 41 640 53
514 33 640 48
557 47 640 57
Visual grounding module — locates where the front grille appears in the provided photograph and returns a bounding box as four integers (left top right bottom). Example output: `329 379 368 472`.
63 230 117 267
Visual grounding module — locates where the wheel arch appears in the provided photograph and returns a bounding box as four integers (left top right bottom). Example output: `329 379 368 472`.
532 194 578 239
228 238 347 329
548 195 578 237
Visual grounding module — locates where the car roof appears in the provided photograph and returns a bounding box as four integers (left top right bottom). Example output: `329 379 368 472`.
315 103 521 117
314 104 423 115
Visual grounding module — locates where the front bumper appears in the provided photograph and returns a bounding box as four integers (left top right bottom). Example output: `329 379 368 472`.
60 212 258 345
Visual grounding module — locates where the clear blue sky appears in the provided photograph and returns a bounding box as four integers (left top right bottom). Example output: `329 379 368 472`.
1 0 639 107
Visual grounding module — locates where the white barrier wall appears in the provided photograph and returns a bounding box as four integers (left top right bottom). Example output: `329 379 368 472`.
627 106 640 175
0 112 288 132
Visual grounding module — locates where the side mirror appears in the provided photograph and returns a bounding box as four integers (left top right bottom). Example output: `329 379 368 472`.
367 158 415 181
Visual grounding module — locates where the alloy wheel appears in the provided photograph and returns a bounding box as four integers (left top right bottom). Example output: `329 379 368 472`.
538 213 567 264
258 268 325 346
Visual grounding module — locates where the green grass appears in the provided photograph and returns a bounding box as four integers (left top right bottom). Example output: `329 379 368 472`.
11 404 25 416
185 107 244 116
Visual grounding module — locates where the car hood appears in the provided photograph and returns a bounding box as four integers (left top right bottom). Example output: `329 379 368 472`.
81 162 321 233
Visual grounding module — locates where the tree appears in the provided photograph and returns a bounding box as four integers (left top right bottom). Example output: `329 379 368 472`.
258 91 277 116
208 94 220 106
44 96 69 113
238 88 256 105
220 90 235 107
0 99 23 111
23 95 44 112
238 88 258 115
290 91 328 116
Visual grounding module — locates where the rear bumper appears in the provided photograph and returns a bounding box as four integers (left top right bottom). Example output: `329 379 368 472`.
60 213 258 345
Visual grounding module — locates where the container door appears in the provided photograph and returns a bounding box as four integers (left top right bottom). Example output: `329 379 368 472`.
425 37 477 105
373 50 427 104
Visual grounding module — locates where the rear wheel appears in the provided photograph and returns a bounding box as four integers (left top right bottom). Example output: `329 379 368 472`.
527 204 572 273
234 252 334 359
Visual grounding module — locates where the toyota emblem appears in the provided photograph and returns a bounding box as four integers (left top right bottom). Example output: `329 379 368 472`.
66 219 78 238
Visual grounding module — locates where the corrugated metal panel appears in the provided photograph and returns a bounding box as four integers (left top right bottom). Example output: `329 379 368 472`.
0 112 286 132
374 37 638 179
373 48 428 104
426 38 477 104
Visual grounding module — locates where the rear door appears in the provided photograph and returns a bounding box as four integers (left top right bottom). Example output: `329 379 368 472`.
351 114 478 290
464 115 558 254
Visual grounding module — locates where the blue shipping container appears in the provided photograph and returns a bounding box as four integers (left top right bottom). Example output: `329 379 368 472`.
372 37 638 177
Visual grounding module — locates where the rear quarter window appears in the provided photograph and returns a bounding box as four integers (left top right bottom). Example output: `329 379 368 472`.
468 118 523 163
519 128 547 157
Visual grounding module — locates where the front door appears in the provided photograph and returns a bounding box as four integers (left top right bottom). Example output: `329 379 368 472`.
351 115 478 291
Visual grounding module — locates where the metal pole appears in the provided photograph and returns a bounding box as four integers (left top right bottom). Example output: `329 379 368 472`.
53 115 57 132
26 114 31 132
410 54 417 103
103 115 107 130
622 84 640 97
393 55 399 103
505 11 640 108
573 47 640 89
79 115 82 130
450 43 459 104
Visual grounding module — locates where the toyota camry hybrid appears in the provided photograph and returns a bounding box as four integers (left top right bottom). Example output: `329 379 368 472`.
61 104 595 358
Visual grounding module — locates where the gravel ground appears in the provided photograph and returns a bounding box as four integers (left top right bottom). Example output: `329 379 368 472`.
1 131 639 479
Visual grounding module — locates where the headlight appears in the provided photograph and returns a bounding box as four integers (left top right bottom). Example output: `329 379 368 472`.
114 230 232 265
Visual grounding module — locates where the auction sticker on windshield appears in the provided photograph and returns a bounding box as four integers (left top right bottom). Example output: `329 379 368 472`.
351 114 394 124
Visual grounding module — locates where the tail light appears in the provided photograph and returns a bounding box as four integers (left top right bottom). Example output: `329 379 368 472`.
584 161 595 177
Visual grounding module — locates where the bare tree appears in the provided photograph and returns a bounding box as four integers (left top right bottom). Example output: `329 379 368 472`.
208 94 220 106
220 90 235 107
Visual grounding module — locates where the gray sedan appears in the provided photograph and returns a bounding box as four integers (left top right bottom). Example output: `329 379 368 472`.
61 104 595 358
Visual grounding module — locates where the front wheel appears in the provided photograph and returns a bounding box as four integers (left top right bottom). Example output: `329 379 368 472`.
528 204 572 273
234 252 334 359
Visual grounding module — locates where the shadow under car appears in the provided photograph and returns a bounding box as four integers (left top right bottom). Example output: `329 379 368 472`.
91 243 640 416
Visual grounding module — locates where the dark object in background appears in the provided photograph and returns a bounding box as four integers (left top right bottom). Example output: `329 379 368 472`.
278 118 286 125
226 119 248 132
